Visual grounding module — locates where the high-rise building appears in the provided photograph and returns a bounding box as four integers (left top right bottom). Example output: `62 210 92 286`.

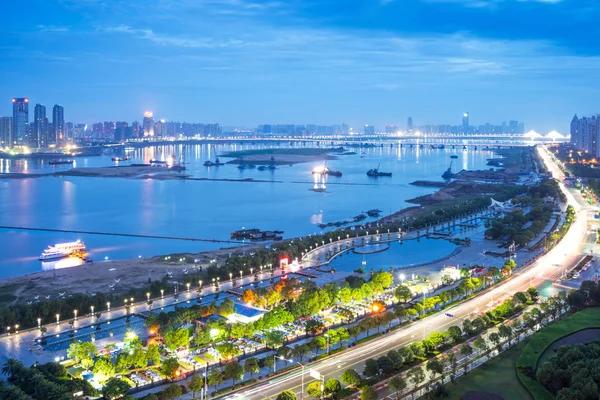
462 113 469 131
0 117 13 147
12 98 29 145
52 105 64 146
570 114 600 157
143 112 154 136
570 115 580 148
32 103 48 148
91 123 103 139
103 121 115 140
132 121 141 138
114 122 128 142
364 125 375 135
407 117 413 131
154 120 165 136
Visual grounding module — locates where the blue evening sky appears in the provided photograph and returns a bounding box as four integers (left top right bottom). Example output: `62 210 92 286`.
1 0 598 132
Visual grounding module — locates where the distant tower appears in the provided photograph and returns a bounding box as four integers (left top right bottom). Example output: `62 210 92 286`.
52 104 64 147
570 114 580 147
462 112 469 131
143 111 154 137
32 103 48 148
12 98 29 144
407 117 413 131
0 117 12 147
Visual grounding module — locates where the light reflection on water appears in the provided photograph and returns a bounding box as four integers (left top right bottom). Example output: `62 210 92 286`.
0 141 509 278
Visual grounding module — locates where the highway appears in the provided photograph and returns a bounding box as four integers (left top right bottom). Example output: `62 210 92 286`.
231 146 594 400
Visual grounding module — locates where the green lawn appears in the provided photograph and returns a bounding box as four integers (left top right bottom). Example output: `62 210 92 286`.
447 341 531 400
516 307 600 400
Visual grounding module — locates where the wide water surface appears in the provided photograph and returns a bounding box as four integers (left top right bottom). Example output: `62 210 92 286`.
0 142 496 278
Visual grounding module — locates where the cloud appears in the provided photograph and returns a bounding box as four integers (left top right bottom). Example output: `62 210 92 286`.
37 25 69 32
420 0 563 7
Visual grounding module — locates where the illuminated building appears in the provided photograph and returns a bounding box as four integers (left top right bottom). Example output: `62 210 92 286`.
52 105 64 147
462 112 469 131
12 98 29 144
143 111 154 137
0 117 12 147
32 103 48 148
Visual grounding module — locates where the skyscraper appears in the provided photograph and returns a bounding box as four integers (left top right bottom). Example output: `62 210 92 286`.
570 115 580 148
52 105 64 146
462 113 469 131
0 117 12 147
407 117 413 131
32 103 48 148
132 121 141 138
12 98 29 145
143 112 154 137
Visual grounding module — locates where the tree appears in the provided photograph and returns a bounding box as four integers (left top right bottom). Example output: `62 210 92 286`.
305 319 325 335
473 336 488 353
223 361 244 387
102 378 131 399
293 344 312 362
489 332 501 352
447 326 463 343
341 369 361 387
306 381 323 398
188 374 203 399
147 344 161 366
498 324 512 345
363 359 379 378
388 376 407 399
360 385 377 400
527 287 539 302
348 326 361 342
325 378 341 398
242 289 257 304
1 358 25 381
162 384 183 399
426 359 444 382
93 357 116 381
244 358 260 378
277 390 298 400
161 357 180 378
407 366 426 389
377 356 395 375
513 291 528 305
207 369 223 389
394 286 413 303
68 341 97 369
265 330 287 349
164 328 190 351
309 336 327 355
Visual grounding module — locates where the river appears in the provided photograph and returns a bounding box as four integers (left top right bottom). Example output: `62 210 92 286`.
0 140 509 278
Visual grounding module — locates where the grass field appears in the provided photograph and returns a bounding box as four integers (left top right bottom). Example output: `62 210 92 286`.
516 307 600 400
446 342 531 400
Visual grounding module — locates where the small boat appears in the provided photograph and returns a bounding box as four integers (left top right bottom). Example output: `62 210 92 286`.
367 164 392 177
237 164 256 170
354 214 367 221
442 161 453 179
204 145 225 166
450 155 458 159
150 159 167 166
49 160 74 165
312 163 342 177
366 209 382 217
112 156 129 162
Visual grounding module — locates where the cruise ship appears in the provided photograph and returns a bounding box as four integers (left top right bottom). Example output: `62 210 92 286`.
39 241 86 261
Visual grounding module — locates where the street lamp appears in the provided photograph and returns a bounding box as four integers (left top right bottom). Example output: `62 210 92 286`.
74 309 78 320
15 324 19 334
37 318 41 329
239 270 243 279
400 273 405 285
106 302 110 312
229 272 233 282
161 289 164 299
147 292 150 302
91 305 94 316
273 355 293 373
56 314 60 325
187 282 191 292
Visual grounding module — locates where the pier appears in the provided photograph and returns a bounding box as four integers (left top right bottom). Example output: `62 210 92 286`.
0 225 246 244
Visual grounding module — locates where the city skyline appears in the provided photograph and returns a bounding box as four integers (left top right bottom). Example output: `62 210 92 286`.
2 0 598 132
